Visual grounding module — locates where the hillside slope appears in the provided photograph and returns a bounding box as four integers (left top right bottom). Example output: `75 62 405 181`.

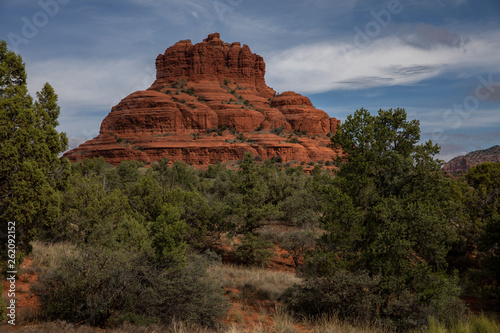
443 145 500 173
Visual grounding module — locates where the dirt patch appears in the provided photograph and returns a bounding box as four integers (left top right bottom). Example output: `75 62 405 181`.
2 258 40 330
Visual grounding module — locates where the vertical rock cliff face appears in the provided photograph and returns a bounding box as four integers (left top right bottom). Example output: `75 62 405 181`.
152 33 273 98
64 33 341 167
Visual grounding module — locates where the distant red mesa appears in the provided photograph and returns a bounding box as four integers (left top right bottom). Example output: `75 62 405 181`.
64 33 341 167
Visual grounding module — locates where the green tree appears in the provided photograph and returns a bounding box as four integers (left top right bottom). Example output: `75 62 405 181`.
71 157 111 178
233 153 281 233
129 171 165 222
150 204 189 266
277 229 317 267
163 188 228 249
463 162 500 299
290 108 465 330
53 173 137 246
104 160 143 192
235 233 274 267
0 40 68 260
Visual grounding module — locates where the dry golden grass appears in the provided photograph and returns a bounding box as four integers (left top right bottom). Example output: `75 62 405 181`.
272 305 297 333
6 311 500 333
30 240 78 272
208 263 300 302
425 313 500 333
9 242 499 333
303 314 392 333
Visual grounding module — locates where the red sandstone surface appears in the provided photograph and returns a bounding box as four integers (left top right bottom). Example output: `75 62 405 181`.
64 33 341 166
443 145 500 173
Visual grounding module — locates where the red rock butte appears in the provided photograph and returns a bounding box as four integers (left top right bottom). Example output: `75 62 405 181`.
64 33 341 167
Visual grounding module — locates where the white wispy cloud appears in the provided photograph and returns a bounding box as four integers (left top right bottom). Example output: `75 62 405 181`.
127 0 217 26
25 56 156 143
26 57 154 113
265 28 500 94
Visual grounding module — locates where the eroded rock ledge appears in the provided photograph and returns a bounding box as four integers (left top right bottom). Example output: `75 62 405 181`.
64 33 341 167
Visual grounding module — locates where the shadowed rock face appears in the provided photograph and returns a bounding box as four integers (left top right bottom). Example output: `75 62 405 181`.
443 145 500 174
64 33 341 167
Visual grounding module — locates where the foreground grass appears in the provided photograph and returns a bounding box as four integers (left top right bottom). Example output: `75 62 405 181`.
7 314 498 333
426 313 500 333
5 242 499 333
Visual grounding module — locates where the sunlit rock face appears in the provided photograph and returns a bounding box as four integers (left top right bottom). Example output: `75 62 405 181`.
64 33 341 167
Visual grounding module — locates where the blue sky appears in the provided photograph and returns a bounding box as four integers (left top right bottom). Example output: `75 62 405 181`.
1 0 499 161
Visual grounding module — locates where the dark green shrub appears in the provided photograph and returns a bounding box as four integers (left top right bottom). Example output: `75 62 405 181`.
32 246 228 328
170 79 187 89
271 155 283 164
280 191 320 228
235 233 274 267
284 270 465 330
293 129 307 136
52 174 134 244
271 126 284 135
32 246 142 327
283 270 382 323
236 133 246 142
71 157 110 177
133 254 229 327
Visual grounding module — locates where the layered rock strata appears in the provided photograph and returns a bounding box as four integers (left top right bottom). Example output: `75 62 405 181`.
64 33 341 167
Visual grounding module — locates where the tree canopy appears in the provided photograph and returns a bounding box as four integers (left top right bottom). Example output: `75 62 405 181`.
0 40 69 260
286 108 466 330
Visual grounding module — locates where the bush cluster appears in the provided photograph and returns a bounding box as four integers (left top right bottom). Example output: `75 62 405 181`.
29 154 333 326
33 246 227 327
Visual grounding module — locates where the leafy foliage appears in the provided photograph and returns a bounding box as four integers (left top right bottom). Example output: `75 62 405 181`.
235 233 274 267
0 40 69 264
277 229 317 267
283 270 382 322
33 246 228 328
290 108 466 330
463 162 500 299
232 153 282 233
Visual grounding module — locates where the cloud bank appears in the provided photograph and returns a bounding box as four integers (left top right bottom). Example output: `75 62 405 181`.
266 28 500 94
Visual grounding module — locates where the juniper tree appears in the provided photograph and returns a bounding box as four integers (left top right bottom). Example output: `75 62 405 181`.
286 108 466 330
0 40 69 262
